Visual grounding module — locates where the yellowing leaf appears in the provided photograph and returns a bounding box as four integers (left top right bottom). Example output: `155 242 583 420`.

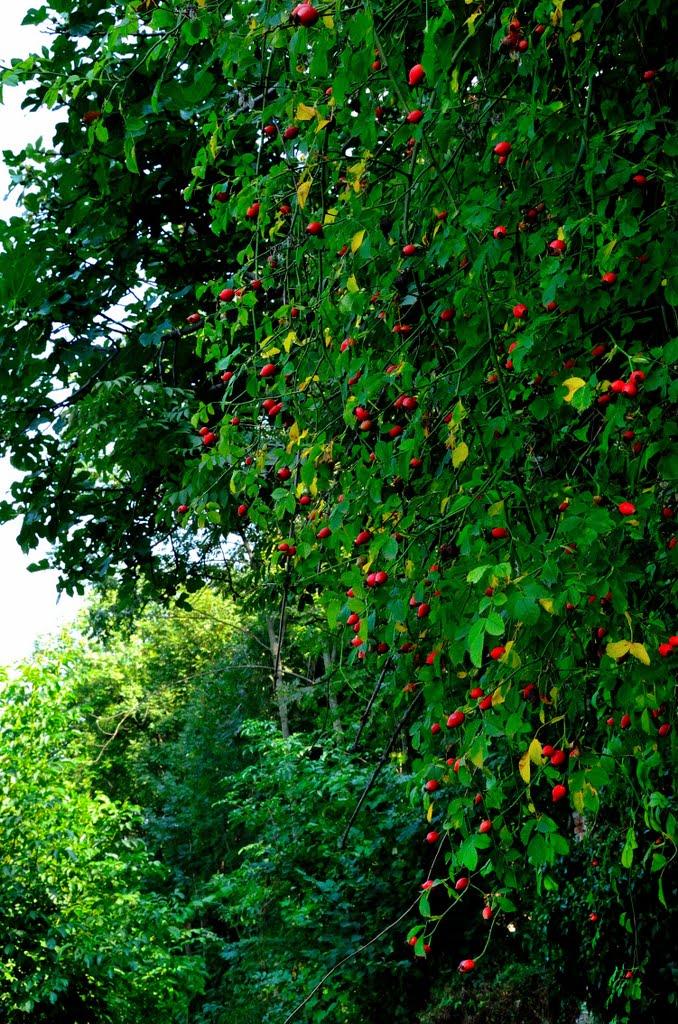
296 103 317 121
539 598 556 615
452 442 469 468
315 118 331 133
602 239 617 260
298 374 319 392
297 178 312 208
465 10 482 33
518 750 531 784
346 274 360 294
229 477 236 494
208 131 219 161
324 328 332 348
557 225 566 240
570 30 581 41
503 639 521 668
260 346 281 359
405 559 416 578
287 424 307 451
395 622 408 634
629 642 651 665
322 15 334 28
562 377 586 402
451 69 459 93
283 331 298 353
487 500 504 517
351 229 366 254
469 746 484 769
492 684 506 707
426 801 434 823
529 738 543 765
606 639 631 659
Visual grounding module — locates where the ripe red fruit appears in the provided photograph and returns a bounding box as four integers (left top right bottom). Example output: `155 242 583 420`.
620 714 631 729
455 877 469 892
409 63 425 86
279 204 292 216
317 526 331 539
263 124 277 137
493 141 512 156
292 3 319 27
447 711 465 728
424 779 440 793
246 202 260 219
421 880 435 890
513 303 528 319
418 603 431 619
202 432 217 445
485 587 494 597
618 501 636 516
355 530 371 546
177 504 188 514
277 467 292 481
479 695 493 710
535 24 545 35
406 109 424 124
402 243 417 256
479 819 492 834
482 906 493 921
489 646 505 660
436 210 448 221
549 239 567 255
440 308 455 321
493 225 507 239
662 507 673 519
629 369 645 385
186 313 201 324
552 784 567 803
237 504 248 518
219 287 235 301
374 570 389 586
601 271 617 285
426 831 440 844
470 687 484 699
431 722 441 735
550 749 566 767
284 125 299 141
458 959 475 973
632 174 647 186
491 527 510 539
260 363 277 378
658 643 672 658
307 221 323 237
658 723 672 737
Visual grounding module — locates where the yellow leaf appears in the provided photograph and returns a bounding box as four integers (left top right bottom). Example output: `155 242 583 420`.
504 639 521 668
324 208 337 225
570 30 581 41
283 331 298 353
346 274 360 294
322 15 334 28
405 559 416 578
287 424 306 451
297 178 312 208
296 103 317 121
629 642 651 665
324 328 332 348
487 500 504 517
518 750 531 784
229 478 236 494
606 639 631 659
451 69 459 93
465 10 482 33
452 442 469 468
440 496 450 513
395 622 408 634
469 746 484 769
551 0 565 26
260 346 281 359
315 118 331 133
562 377 586 402
195 0 205 6
602 239 617 260
351 229 366 254
208 131 219 161
298 374 319 392
492 684 506 707
624 610 633 632
529 738 543 765
539 598 556 615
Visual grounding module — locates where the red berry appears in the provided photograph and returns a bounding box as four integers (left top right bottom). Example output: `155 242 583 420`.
426 831 440 844
418 603 431 619
479 695 493 710
513 303 528 319
292 3 319 27
406 109 424 124
260 363 277 378
491 527 510 539
455 876 469 891
277 467 292 481
479 819 492 834
186 312 201 324
618 501 636 516
482 907 493 921
440 308 455 321
658 723 672 737
431 722 441 735
284 125 299 141
307 221 323 237
552 784 567 803
219 287 235 301
489 646 505 660
658 643 672 658
493 225 507 239
424 779 440 792
447 711 465 728
493 141 512 156
402 243 417 256
458 959 475 973
549 239 567 255
408 63 425 86
177 504 188 514
601 271 617 285
317 526 331 539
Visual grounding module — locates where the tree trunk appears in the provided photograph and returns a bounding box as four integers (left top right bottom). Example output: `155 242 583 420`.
323 648 343 734
267 613 290 739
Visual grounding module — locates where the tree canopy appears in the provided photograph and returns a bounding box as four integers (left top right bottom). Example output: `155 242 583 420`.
1 1 677 1022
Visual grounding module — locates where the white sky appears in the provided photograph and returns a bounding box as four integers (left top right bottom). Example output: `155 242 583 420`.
1 3 84 667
